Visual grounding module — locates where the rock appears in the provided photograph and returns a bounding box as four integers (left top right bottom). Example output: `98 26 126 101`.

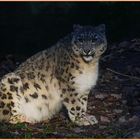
107 96 115 102
100 116 110 123
113 109 123 114
95 94 108 100
122 100 127 104
133 132 140 138
118 116 126 123
119 41 130 48
110 94 122 99
73 127 84 133
128 115 139 122
99 125 107 129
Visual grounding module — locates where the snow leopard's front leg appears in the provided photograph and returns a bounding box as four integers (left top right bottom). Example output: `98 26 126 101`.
62 91 98 126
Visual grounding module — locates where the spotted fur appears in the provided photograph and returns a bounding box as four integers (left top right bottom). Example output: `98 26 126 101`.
0 24 107 125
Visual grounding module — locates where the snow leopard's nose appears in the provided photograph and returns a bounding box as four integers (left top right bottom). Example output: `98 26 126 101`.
83 49 91 55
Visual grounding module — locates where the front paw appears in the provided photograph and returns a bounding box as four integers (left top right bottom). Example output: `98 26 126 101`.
75 114 98 126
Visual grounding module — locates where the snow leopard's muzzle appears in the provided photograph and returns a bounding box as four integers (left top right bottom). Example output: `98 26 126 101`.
72 43 107 62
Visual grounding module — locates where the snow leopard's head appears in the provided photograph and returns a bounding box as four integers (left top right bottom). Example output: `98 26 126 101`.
71 24 107 62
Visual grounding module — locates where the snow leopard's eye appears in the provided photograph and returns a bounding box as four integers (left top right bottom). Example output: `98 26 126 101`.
91 34 99 42
94 34 99 40
77 37 84 43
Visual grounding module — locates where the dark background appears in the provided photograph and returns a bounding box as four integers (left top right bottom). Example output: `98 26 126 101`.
0 2 140 56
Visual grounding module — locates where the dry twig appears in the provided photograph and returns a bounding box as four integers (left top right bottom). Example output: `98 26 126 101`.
107 68 140 80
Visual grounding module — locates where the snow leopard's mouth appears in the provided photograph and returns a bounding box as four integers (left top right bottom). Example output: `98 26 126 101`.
79 49 96 62
81 54 94 62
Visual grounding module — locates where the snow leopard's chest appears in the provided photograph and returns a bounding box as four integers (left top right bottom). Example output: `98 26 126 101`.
74 63 98 93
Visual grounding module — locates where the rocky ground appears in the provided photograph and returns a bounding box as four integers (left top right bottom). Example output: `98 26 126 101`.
0 39 140 138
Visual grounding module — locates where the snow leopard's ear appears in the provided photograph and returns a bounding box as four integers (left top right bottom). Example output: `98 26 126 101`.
95 24 106 34
73 24 83 32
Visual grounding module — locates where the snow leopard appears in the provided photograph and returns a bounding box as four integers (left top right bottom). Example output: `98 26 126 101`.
0 24 107 126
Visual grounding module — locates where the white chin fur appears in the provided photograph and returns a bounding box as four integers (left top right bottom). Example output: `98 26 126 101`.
83 56 93 62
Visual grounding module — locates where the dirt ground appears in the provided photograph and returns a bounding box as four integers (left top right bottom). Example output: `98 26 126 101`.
0 39 140 138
